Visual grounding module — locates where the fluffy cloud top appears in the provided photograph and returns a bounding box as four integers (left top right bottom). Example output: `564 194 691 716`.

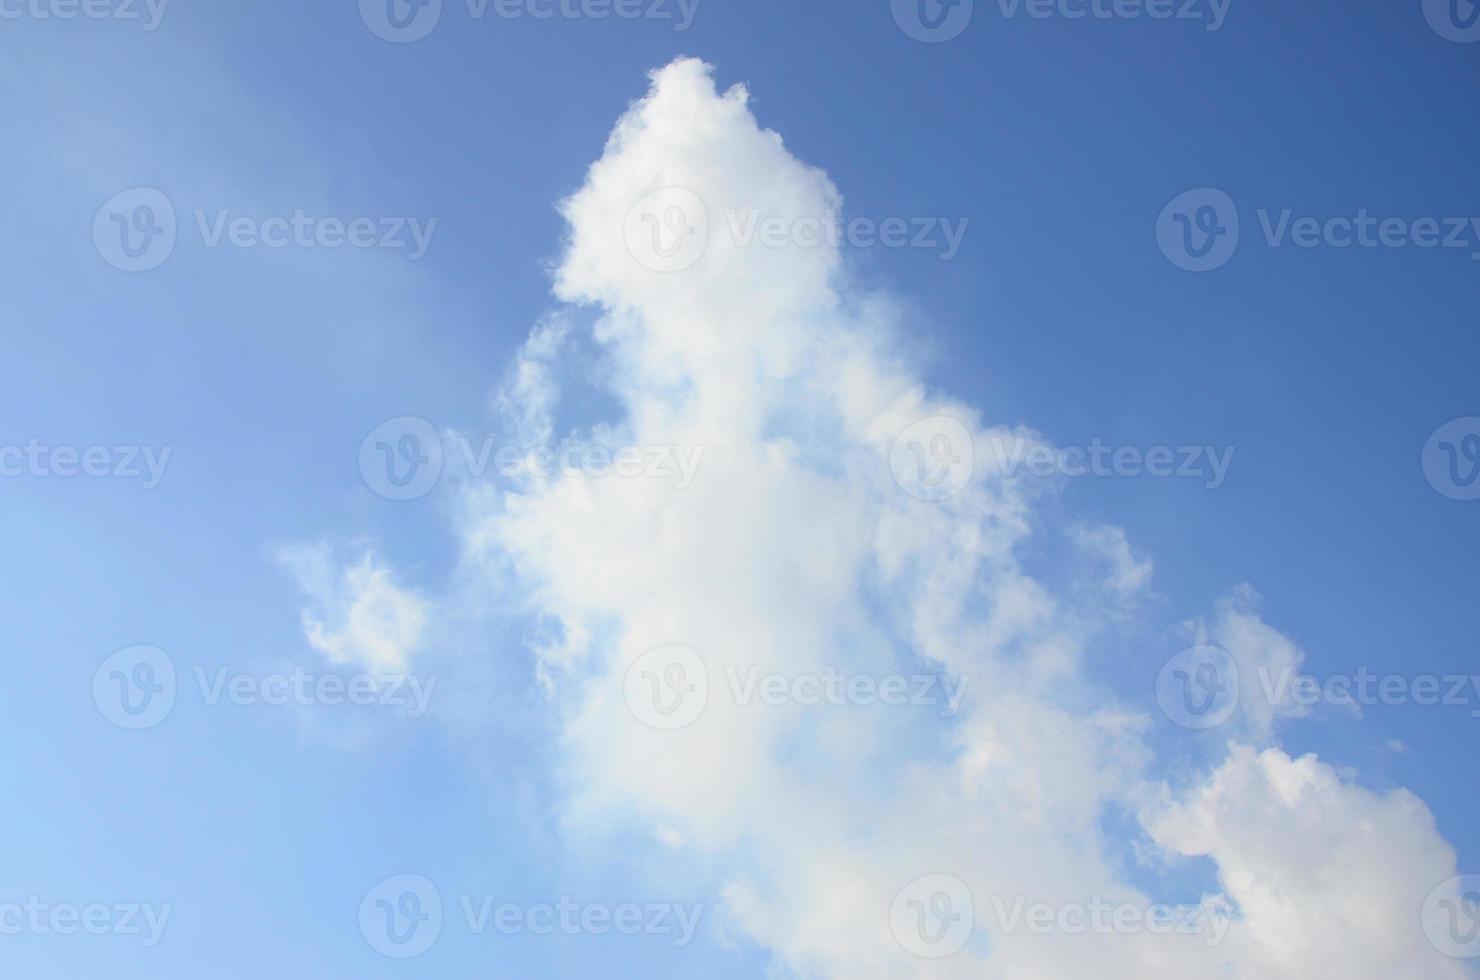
1146 746 1464 978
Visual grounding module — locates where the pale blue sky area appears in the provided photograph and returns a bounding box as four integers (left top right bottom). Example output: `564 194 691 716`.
1 2 1477 977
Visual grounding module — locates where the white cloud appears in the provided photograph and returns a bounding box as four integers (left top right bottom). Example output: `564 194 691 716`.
1146 746 1467 978
336 58 1462 978
494 314 570 449
1068 522 1154 600
1184 585 1312 742
279 543 429 673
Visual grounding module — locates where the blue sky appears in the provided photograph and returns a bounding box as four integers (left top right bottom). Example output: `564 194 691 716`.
3 2 1479 977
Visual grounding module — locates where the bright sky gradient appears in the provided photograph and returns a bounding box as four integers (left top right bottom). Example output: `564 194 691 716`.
2 2 1479 978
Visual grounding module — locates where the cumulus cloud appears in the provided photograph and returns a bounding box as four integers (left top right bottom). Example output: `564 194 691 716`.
1146 746 1466 978
317 59 1463 977
279 543 429 673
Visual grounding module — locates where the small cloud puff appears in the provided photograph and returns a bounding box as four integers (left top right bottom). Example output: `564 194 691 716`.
278 543 429 673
